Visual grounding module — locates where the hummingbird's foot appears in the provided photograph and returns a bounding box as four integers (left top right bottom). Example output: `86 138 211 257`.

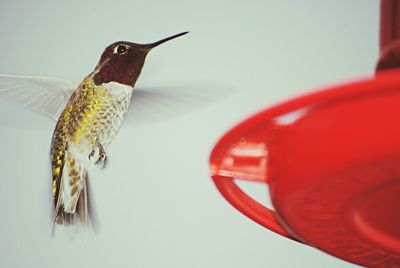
88 142 107 168
95 151 107 168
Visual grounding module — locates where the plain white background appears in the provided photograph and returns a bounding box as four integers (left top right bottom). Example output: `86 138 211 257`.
0 1 378 267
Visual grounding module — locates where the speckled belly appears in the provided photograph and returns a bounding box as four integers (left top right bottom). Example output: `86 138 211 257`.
69 82 133 164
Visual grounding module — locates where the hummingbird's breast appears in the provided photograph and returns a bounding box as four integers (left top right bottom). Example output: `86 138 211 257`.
94 81 133 147
68 79 132 149
52 78 133 166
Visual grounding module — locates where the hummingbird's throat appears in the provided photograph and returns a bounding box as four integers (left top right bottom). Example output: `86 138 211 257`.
92 55 146 87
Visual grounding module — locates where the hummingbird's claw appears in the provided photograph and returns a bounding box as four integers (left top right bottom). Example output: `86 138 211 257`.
95 152 107 169
89 141 107 168
88 149 95 161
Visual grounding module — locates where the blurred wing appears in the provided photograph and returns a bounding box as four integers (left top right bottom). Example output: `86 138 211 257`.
0 74 76 120
125 82 235 126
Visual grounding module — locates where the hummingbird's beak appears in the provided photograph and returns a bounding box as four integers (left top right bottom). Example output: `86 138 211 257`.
141 31 189 50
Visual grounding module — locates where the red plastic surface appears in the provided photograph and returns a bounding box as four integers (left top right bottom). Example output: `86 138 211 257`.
210 70 400 267
210 1 400 266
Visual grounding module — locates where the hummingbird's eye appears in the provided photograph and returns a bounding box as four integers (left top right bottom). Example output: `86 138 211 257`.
115 45 128 55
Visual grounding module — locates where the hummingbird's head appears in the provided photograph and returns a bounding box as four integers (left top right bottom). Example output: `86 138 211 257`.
93 31 188 87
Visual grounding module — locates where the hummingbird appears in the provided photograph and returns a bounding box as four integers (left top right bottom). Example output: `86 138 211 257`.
0 31 188 232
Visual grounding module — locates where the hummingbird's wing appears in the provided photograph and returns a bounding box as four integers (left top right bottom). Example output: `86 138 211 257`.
0 74 76 120
126 82 234 126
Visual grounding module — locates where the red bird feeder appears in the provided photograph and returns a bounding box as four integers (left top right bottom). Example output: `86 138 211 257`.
209 1 400 267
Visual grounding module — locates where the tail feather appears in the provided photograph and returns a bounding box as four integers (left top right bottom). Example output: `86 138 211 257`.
52 175 88 225
51 153 96 235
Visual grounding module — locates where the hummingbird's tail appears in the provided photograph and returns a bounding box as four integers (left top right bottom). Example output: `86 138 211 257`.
52 173 89 227
51 153 97 235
